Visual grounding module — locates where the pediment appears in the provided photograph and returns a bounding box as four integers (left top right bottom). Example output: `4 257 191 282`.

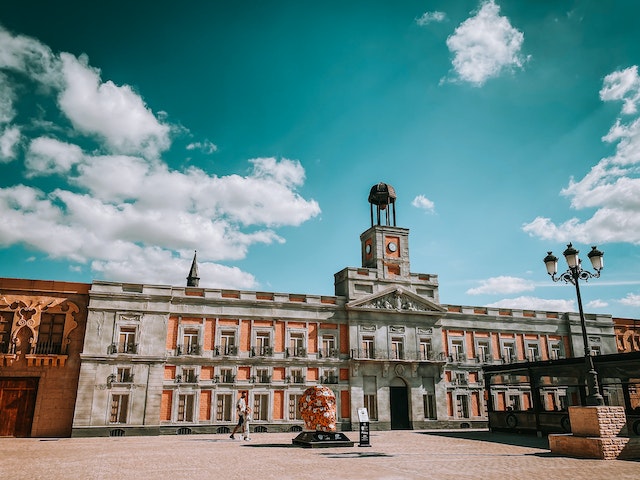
346 286 446 314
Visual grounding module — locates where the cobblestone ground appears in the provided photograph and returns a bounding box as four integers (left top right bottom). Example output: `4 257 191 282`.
1 430 638 480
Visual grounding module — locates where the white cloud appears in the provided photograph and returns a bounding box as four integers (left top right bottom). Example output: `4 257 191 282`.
467 276 535 295
620 293 640 307
586 299 608 309
523 65 640 245
186 140 218 154
411 194 435 213
58 53 171 158
25 137 83 176
416 11 446 26
0 25 320 289
0 126 20 161
486 296 575 312
445 0 526 86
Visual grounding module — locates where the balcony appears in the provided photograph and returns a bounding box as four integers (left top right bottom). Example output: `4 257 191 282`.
214 345 238 356
286 347 306 358
286 375 305 384
214 374 235 384
317 348 339 359
108 343 138 354
251 375 271 384
251 346 273 357
176 373 198 384
34 341 65 355
350 349 446 362
177 344 201 356
321 375 339 384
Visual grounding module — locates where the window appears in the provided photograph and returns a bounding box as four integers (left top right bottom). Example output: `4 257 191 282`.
181 329 200 355
508 394 521 411
290 368 304 384
501 340 516 362
450 338 464 361
321 335 337 357
216 393 232 421
361 336 375 359
289 394 303 420
254 332 272 356
36 313 65 354
549 341 562 360
116 367 133 383
182 367 198 383
288 332 305 357
590 344 602 356
118 327 137 354
256 368 270 383
323 369 338 384
363 376 378 420
456 394 470 419
419 338 432 360
476 340 490 362
454 372 467 386
109 394 129 423
423 394 436 419
422 376 436 420
177 394 196 422
0 312 12 354
219 368 234 384
526 342 540 362
253 394 269 421
220 331 236 356
391 337 404 360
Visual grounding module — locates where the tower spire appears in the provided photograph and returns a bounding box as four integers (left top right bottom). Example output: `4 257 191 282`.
187 250 200 287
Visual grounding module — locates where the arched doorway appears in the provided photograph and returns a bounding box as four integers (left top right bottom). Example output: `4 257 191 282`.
389 377 410 430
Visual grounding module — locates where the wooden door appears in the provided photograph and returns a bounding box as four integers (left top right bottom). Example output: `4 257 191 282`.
0 378 38 437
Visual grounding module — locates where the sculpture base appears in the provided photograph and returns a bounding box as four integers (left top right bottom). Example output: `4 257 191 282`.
292 431 354 448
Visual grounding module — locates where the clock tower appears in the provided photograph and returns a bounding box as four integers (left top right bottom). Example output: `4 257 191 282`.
334 182 439 304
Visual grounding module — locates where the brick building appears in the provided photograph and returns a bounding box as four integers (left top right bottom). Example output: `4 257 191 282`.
0 278 89 437
69 183 619 437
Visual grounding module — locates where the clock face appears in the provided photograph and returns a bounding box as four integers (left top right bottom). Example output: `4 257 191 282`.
387 242 397 253
365 244 372 254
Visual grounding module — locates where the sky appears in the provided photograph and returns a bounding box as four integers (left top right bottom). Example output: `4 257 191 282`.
1 0 640 319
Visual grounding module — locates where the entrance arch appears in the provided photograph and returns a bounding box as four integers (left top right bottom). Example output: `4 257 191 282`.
389 377 410 430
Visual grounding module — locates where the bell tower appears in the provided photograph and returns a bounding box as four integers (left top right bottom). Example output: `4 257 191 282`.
361 182 411 279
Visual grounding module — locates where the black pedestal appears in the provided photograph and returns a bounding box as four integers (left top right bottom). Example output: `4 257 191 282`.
292 431 354 448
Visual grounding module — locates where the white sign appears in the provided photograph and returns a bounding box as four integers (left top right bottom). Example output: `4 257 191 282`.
357 407 369 423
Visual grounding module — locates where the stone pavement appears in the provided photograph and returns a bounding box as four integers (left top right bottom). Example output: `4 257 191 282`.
1 429 638 479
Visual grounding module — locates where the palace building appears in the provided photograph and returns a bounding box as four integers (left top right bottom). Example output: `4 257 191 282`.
0 183 628 437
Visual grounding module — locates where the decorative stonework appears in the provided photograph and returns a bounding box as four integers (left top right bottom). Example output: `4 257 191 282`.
361 291 430 312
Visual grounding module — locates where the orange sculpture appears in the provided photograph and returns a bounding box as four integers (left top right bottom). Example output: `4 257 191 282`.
298 385 337 432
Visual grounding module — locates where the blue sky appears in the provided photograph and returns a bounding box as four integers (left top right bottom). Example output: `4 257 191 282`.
1 0 640 318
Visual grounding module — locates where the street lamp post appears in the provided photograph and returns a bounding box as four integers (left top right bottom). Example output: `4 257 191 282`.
543 243 605 406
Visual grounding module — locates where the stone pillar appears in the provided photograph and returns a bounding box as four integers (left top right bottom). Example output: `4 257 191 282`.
549 406 640 460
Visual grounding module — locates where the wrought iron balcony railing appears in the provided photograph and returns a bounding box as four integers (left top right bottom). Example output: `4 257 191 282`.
214 374 236 384
250 346 273 357
350 349 446 362
214 345 238 356
285 347 306 358
317 348 340 358
177 344 201 356
108 343 138 354
176 374 199 384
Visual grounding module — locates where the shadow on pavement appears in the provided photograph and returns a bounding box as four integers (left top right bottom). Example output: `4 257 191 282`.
419 430 549 449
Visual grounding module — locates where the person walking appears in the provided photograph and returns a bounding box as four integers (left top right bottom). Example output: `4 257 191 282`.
230 392 247 440
243 406 252 441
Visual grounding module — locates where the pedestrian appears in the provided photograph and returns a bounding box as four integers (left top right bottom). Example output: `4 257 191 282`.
243 406 252 441
230 391 246 440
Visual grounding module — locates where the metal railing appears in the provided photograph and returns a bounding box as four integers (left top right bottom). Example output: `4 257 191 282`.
214 345 238 356
108 343 138 354
177 344 201 356
250 346 273 357
286 347 306 358
317 348 339 358
214 374 236 384
350 349 446 361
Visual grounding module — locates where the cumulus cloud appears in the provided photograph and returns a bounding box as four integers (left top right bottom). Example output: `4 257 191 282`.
587 299 608 309
58 53 171 158
620 293 640 306
0 24 321 289
523 65 640 245
411 194 435 213
466 276 535 295
0 126 20 161
445 0 526 86
486 296 575 312
416 11 446 26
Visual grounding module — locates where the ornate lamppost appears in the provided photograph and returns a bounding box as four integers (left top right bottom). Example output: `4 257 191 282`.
543 243 605 406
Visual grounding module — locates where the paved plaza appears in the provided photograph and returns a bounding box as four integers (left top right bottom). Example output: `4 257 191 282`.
1 429 638 479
